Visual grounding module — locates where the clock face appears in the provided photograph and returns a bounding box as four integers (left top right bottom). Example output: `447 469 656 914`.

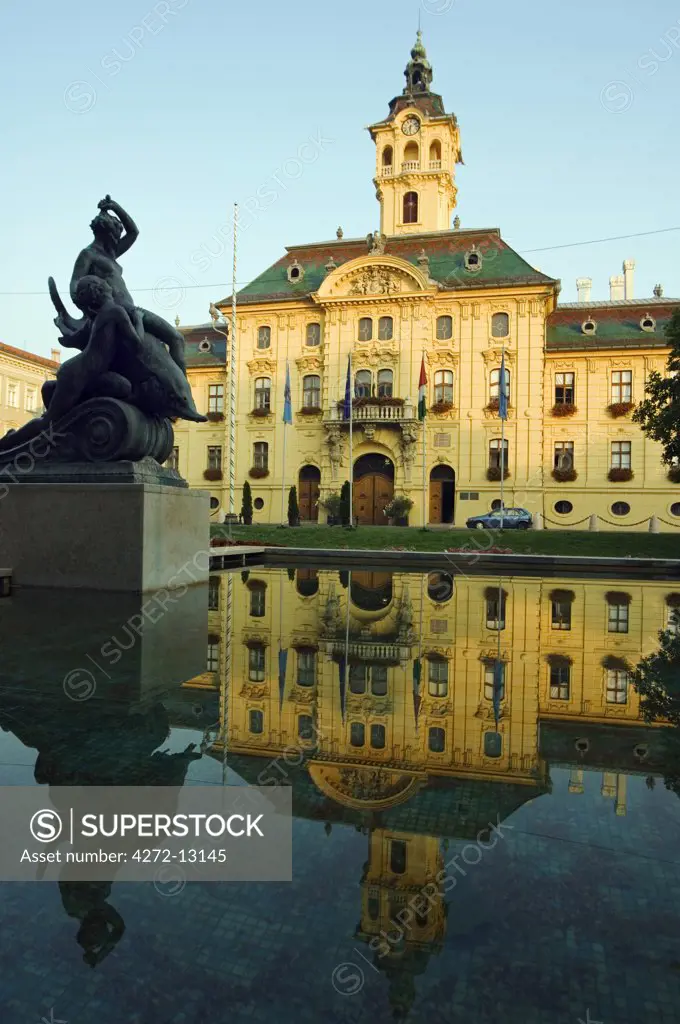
402 116 420 136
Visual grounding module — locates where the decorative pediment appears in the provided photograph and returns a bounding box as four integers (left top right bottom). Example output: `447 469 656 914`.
307 762 424 810
481 347 515 367
428 351 459 370
296 355 323 373
353 340 400 366
313 255 433 303
247 357 276 376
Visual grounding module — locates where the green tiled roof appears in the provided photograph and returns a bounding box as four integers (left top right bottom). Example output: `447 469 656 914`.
220 229 557 307
547 299 680 351
180 324 227 368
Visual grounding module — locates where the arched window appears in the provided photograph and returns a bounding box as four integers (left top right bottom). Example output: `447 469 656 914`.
436 315 453 340
490 367 510 402
491 312 510 338
378 316 393 340
253 441 268 471
358 317 373 341
254 377 271 411
382 145 393 169
429 140 442 166
377 369 393 398
403 141 419 167
305 322 321 346
302 374 320 409
403 191 419 224
248 645 265 682
257 325 271 349
434 370 453 405
354 369 372 398
296 568 319 597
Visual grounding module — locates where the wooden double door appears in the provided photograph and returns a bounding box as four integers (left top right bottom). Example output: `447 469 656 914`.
353 473 394 526
298 467 320 521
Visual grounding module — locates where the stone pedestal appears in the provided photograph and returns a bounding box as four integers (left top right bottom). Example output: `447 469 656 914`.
0 477 209 592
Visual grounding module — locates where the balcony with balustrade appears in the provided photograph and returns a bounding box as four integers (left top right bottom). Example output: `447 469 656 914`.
401 160 421 172
324 398 416 428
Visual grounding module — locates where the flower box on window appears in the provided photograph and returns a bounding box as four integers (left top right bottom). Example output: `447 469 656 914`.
606 402 635 418
204 468 223 481
249 466 269 479
551 403 577 417
251 407 271 418
486 398 500 412
336 396 404 410
298 406 322 415
487 466 510 481
552 467 578 482
430 400 454 414
206 411 224 422
608 467 633 482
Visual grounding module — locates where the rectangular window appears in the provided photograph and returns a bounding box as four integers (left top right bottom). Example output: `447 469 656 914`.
434 370 453 405
667 605 680 636
349 664 367 694
389 840 407 874
484 661 505 701
370 724 386 749
554 372 574 405
427 659 448 697
207 642 219 672
485 590 506 630
254 378 271 411
428 727 445 753
370 665 388 696
208 384 224 413
208 576 220 611
253 442 268 471
551 598 572 630
257 326 271 349
549 662 570 700
248 645 265 681
554 441 574 471
488 439 509 470
606 669 629 704
24 387 37 412
610 441 631 470
249 585 266 617
249 709 264 733
298 715 314 740
297 650 316 687
611 370 632 404
302 375 320 408
207 445 222 471
6 382 17 408
607 602 629 634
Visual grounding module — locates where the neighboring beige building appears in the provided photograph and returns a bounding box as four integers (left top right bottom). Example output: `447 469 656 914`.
0 342 59 439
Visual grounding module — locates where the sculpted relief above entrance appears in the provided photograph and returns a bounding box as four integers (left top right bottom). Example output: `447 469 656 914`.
314 254 433 303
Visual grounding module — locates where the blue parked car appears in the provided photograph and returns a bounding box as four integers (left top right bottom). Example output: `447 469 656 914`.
466 507 533 530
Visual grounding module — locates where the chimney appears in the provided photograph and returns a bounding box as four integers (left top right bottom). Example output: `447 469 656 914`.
653 283 663 298
576 277 592 303
609 274 625 301
50 348 61 364
623 259 635 299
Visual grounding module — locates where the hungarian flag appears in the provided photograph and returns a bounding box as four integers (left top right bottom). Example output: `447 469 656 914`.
418 356 427 421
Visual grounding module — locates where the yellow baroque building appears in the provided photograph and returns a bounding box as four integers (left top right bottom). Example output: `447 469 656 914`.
0 342 59 438
175 34 680 531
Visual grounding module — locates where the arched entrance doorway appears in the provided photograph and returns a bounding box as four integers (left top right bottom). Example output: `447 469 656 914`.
353 453 394 526
298 465 320 521
429 465 455 524
350 572 393 611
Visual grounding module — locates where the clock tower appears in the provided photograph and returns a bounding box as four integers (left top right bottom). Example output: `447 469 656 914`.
368 32 462 236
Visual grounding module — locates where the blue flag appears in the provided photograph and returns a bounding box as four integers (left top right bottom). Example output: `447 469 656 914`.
283 362 292 425
341 355 352 420
278 646 288 709
492 658 504 727
498 351 508 421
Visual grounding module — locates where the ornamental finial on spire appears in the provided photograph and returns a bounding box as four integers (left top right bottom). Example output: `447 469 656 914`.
404 30 432 95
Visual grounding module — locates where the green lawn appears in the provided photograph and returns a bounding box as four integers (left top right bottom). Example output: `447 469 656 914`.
210 523 680 559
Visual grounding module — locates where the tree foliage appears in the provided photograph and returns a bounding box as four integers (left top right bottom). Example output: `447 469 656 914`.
339 480 351 526
287 485 300 526
241 480 253 524
632 614 680 725
633 309 680 465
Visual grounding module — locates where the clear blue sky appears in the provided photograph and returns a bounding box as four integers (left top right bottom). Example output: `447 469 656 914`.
1 0 679 356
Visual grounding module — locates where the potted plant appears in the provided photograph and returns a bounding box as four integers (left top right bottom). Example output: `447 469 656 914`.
287 485 300 526
298 405 322 416
431 400 454 414
319 492 342 525
608 467 634 482
204 468 223 481
249 466 269 479
487 466 510 481
241 481 253 525
551 402 577 417
251 406 271 418
206 411 224 422
606 402 635 418
552 467 578 482
383 495 414 526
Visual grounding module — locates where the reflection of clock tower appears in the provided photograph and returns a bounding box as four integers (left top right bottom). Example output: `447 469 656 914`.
368 32 462 236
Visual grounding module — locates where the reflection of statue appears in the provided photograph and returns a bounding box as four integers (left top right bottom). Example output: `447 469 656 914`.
0 195 206 465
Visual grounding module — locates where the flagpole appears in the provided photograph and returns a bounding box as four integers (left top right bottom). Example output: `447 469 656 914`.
280 408 287 526
229 203 238 516
499 344 505 530
348 354 353 528
421 350 427 528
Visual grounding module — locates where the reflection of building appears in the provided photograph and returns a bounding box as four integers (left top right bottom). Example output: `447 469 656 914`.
190 567 675 1014
174 34 680 529
0 342 58 439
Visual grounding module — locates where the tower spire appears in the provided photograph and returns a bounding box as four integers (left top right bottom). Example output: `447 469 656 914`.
404 30 433 96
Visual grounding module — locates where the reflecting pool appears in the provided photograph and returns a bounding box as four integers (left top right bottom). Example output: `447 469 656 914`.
2 567 680 1024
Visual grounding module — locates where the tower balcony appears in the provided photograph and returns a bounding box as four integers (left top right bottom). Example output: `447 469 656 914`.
429 160 442 170
325 398 417 427
380 165 393 176
401 160 421 172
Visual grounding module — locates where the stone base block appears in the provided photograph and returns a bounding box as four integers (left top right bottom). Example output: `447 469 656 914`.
0 482 210 592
